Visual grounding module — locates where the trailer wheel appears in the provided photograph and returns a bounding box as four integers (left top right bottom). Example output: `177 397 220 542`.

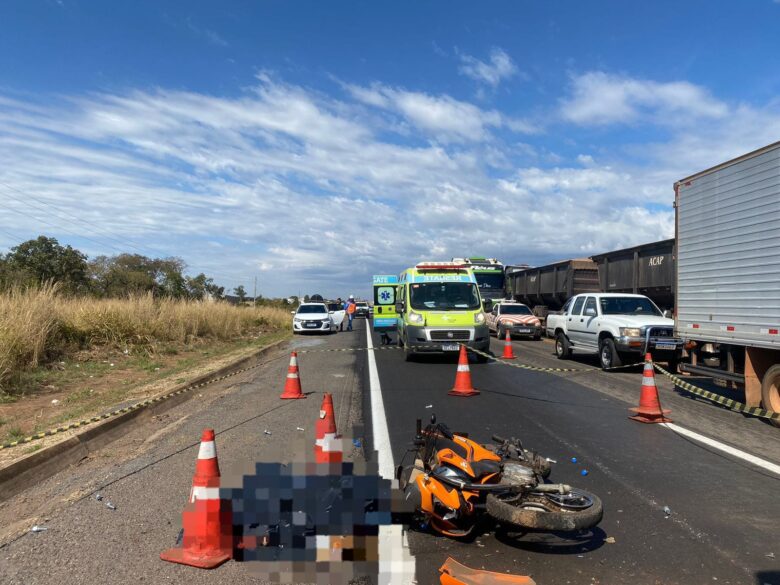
761 364 780 428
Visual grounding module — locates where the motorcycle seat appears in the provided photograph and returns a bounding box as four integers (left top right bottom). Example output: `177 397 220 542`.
470 459 501 479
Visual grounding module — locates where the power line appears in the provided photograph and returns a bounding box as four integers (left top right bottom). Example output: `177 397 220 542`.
0 181 175 260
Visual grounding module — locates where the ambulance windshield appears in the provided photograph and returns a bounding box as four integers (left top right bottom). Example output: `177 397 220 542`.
409 282 481 311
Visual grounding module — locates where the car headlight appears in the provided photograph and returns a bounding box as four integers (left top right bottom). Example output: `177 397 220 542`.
620 327 642 337
408 311 424 325
474 312 485 324
294 317 303 322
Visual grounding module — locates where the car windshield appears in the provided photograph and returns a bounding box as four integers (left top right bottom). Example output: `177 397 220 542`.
599 297 662 316
297 304 327 314
409 282 481 311
500 305 532 315
356 302 368 307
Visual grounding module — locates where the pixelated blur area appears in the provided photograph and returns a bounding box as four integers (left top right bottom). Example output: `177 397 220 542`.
222 429 409 584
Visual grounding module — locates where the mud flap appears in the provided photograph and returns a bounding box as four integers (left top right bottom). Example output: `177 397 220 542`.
439 557 536 585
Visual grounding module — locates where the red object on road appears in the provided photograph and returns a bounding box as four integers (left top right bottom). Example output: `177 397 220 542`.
280 351 306 399
448 346 480 397
314 393 343 463
439 556 536 584
501 329 516 360
629 354 672 424
160 429 232 569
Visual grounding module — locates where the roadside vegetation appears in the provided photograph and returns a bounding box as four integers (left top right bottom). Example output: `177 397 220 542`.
0 235 295 445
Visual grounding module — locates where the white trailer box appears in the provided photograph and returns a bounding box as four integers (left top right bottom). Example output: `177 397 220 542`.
675 141 780 413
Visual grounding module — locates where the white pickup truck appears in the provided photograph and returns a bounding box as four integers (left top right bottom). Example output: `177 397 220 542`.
546 293 682 370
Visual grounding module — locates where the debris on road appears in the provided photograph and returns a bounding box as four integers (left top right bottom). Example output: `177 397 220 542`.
571 457 577 463
30 525 48 533
51 399 59 405
95 493 103 501
106 502 117 510
263 429 272 435
425 404 433 408
581 469 589 476
663 506 672 517
296 427 305 431
605 536 616 544
766 552 775 559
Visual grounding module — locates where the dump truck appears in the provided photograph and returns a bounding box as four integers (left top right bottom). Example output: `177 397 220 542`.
675 141 780 422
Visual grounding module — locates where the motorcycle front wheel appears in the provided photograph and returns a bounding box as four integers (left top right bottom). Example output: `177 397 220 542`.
486 488 603 532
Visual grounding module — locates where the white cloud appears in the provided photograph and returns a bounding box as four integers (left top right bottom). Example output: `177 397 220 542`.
345 83 537 142
561 71 728 125
458 48 518 87
1 72 776 297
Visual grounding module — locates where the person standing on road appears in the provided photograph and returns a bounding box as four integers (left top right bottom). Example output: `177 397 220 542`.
336 297 345 331
345 295 357 331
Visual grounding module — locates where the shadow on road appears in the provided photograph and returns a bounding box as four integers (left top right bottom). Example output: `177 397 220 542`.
494 525 608 555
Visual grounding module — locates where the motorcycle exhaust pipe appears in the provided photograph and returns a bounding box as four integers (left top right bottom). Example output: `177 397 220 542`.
532 484 572 494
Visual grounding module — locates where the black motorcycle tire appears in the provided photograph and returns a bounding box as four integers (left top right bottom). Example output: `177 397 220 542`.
486 488 603 532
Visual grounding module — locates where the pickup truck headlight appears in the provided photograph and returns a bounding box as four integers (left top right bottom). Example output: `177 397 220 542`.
408 311 424 325
474 312 486 324
620 327 642 337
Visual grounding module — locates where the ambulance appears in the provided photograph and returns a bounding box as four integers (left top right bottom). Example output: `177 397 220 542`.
396 262 490 361
372 274 399 331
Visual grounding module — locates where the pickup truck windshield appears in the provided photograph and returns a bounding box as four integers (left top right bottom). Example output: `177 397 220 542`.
410 282 481 311
500 305 532 315
599 297 662 316
297 304 328 314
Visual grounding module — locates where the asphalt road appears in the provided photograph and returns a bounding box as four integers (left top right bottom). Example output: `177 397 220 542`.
1 318 778 585
367 322 780 585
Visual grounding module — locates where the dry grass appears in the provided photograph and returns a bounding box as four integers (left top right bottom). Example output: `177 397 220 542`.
0 286 290 394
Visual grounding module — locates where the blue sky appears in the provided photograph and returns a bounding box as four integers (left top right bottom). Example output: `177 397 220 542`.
1 1 779 297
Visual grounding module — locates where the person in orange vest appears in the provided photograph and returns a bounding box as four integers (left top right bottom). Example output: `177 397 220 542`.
344 295 357 331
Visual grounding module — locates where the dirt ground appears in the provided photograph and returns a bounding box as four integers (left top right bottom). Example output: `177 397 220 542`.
0 330 289 468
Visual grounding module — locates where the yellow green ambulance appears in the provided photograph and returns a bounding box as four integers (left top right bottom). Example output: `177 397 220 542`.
396 262 490 361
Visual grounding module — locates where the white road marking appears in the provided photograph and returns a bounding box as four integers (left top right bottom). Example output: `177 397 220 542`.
365 323 416 585
366 323 394 480
661 423 780 476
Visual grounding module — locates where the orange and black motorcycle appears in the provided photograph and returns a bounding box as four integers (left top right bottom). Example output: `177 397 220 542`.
397 416 602 538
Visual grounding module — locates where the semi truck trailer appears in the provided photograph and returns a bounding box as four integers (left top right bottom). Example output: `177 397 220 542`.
675 141 780 423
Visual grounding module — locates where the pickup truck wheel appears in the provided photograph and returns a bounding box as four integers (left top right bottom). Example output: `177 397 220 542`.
599 338 623 370
761 364 780 428
555 332 571 359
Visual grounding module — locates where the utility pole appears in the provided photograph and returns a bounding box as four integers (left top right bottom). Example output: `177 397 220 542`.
253 276 257 305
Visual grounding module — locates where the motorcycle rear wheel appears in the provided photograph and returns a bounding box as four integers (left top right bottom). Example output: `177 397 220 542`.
486 488 603 532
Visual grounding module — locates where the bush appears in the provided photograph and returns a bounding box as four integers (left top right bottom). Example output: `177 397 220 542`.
0 287 290 393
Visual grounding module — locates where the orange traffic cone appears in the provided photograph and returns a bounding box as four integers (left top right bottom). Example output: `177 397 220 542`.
629 354 672 423
314 393 343 463
448 345 480 397
280 351 306 399
439 556 536 584
161 429 232 569
501 329 515 360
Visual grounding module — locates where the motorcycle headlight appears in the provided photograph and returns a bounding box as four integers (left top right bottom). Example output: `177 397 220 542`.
408 311 424 325
474 312 486 324
620 327 642 337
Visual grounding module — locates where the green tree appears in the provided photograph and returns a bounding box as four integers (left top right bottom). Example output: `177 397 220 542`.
234 285 247 304
186 273 224 300
4 236 88 293
88 254 191 298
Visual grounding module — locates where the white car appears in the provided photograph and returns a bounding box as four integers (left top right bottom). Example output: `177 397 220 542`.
292 302 335 334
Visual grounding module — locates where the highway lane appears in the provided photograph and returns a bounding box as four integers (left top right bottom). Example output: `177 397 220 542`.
0 328 370 585
367 322 780 585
